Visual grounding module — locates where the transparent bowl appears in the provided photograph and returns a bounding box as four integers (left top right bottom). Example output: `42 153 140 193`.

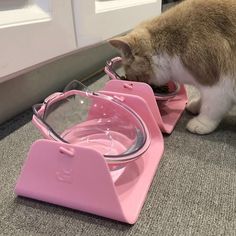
33 81 150 170
105 57 180 100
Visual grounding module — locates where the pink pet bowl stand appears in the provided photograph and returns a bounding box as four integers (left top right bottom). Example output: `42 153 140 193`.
103 80 187 133
15 80 187 224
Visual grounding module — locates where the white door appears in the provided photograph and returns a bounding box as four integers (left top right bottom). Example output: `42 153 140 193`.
72 0 162 48
0 0 76 82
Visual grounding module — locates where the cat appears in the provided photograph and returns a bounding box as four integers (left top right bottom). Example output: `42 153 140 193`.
109 0 236 135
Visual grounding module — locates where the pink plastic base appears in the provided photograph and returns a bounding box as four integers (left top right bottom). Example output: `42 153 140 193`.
15 80 187 224
103 80 187 133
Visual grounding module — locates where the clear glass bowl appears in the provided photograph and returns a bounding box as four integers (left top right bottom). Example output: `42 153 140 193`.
33 81 150 169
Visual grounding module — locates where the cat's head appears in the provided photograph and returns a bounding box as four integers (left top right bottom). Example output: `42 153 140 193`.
109 28 156 84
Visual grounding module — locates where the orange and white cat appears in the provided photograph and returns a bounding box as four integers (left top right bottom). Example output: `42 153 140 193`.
110 0 236 134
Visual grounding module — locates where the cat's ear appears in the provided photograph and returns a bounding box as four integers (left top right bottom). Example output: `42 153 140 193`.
109 37 132 57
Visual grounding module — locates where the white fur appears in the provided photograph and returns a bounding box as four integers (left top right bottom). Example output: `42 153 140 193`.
150 54 172 85
151 54 236 134
151 54 198 86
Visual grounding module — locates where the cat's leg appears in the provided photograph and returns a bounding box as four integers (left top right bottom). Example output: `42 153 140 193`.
186 97 201 115
186 85 233 134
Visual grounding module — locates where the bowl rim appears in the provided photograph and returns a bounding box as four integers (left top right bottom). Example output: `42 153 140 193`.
32 89 151 163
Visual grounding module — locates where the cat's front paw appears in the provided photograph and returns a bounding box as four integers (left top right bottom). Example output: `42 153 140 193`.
186 116 219 134
186 98 201 115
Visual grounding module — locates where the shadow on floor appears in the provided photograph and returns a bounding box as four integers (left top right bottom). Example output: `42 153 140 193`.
0 109 33 140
